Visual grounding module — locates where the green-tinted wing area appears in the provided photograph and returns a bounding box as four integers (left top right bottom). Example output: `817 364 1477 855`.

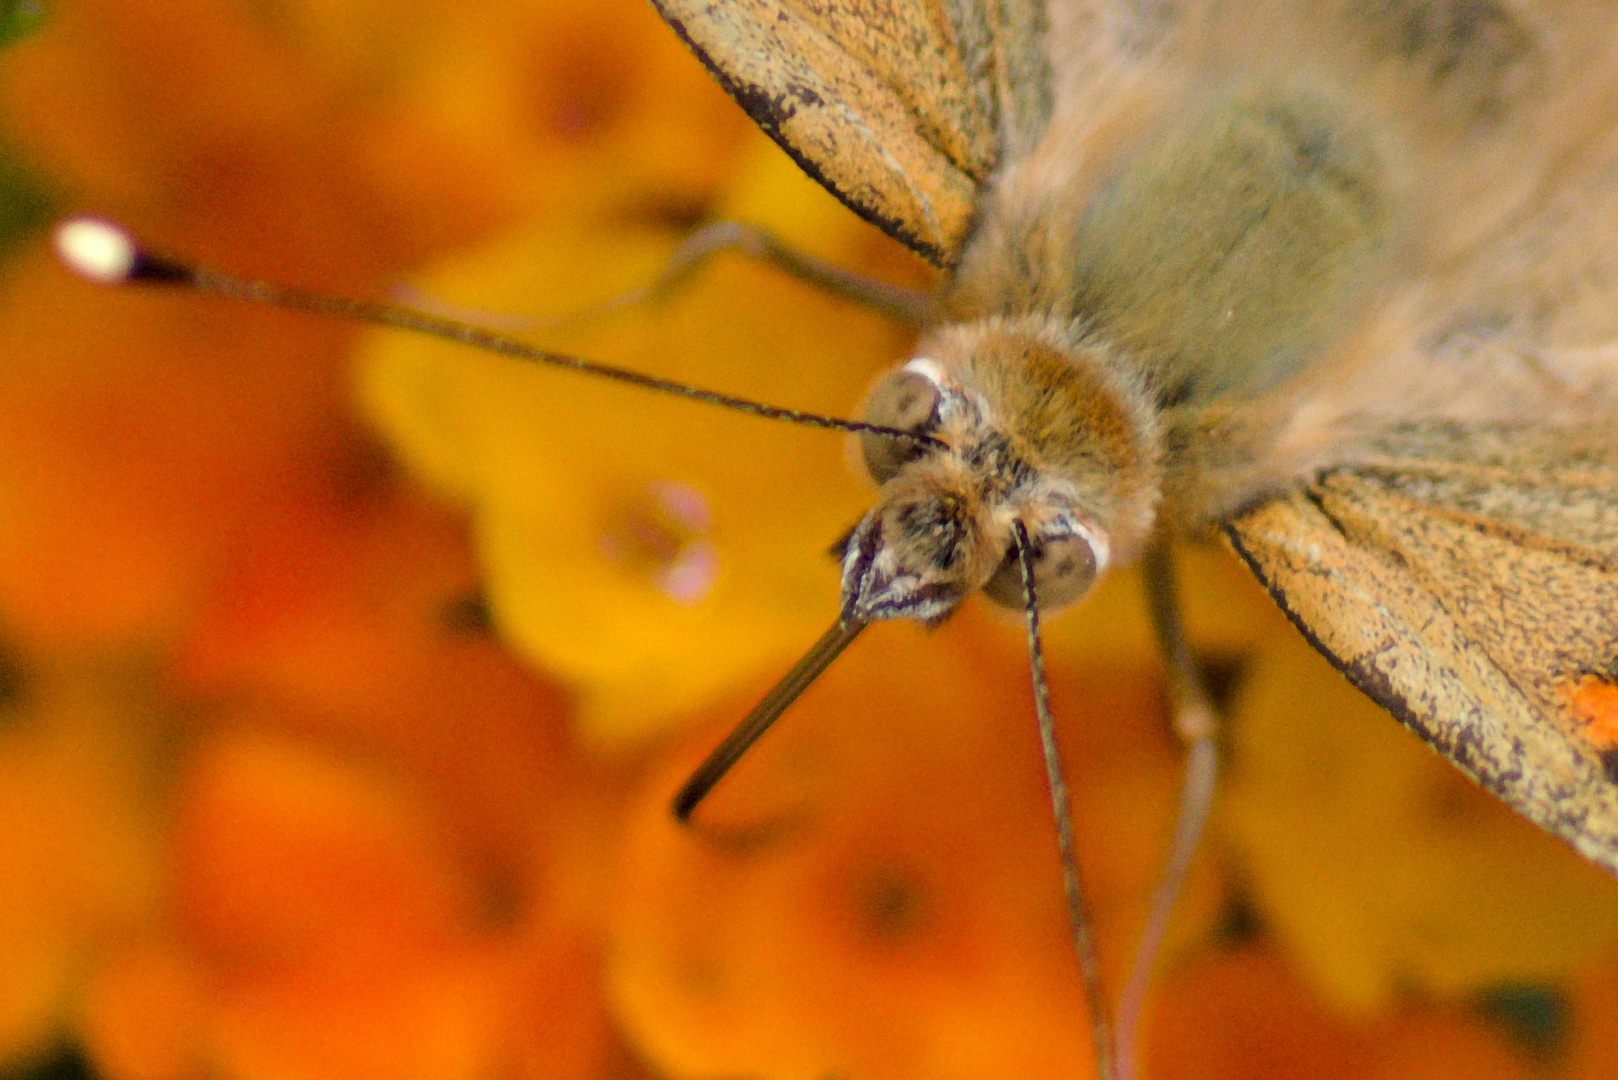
1225 422 1618 874
651 0 1050 266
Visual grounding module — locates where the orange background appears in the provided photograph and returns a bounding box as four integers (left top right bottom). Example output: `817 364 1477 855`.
0 3 1616 1079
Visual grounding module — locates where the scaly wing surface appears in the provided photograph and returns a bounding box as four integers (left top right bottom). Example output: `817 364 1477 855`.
649 0 1053 265
1226 423 1618 873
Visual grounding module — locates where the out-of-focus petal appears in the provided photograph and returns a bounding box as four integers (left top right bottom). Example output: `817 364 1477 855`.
0 653 169 1063
80 941 208 1080
1222 626 1618 1013
606 607 1220 1079
1143 946 1374 1080
1043 543 1284 669
1366 1010 1534 1080
164 719 621 1080
360 142 929 743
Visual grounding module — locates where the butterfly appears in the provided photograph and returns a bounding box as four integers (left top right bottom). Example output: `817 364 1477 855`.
645 0 1618 878
639 1 1618 1065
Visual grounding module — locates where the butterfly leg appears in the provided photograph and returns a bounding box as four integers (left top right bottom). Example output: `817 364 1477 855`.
1115 543 1221 1080
387 220 935 331
521 221 935 328
637 220 939 325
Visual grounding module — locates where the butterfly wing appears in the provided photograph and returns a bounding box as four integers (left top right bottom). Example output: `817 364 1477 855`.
649 0 1052 266
1224 422 1618 873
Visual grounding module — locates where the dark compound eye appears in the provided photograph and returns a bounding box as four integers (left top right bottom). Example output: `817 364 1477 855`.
860 369 942 484
981 526 1103 611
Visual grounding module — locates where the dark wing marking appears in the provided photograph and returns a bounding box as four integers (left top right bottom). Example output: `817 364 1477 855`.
1226 422 1618 874
649 0 1052 266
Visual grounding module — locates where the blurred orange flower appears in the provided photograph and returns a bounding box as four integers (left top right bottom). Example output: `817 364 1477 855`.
607 610 1218 1080
0 3 1615 1080
1223 627 1618 1015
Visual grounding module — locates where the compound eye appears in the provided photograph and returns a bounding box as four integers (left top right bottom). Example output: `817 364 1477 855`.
981 524 1104 610
860 369 942 484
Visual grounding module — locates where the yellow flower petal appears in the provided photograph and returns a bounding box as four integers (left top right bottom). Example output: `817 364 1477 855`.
1223 626 1618 1013
360 139 929 743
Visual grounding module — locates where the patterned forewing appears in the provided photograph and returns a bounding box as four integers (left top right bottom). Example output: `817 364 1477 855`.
650 0 1051 264
791 0 997 172
1226 423 1618 874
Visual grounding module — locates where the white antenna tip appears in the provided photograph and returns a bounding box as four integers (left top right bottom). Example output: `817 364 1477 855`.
54 216 139 284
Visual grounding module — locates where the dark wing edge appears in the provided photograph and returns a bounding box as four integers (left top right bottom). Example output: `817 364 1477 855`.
1221 508 1490 784
649 0 1053 267
1223 424 1618 877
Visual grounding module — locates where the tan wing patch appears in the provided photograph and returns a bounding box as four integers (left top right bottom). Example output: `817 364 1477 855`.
650 0 1050 264
1225 422 1618 874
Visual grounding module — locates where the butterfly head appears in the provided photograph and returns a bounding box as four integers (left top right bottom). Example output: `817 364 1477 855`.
840 322 1154 625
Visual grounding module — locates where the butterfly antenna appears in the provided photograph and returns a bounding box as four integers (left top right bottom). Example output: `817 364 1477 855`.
1114 545 1222 1080
672 616 867 820
52 217 944 448
1014 520 1115 1080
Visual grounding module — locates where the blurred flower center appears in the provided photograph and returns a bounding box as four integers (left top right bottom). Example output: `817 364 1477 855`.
855 865 931 947
598 480 720 606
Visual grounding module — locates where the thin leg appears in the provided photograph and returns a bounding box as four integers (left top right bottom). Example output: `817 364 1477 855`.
391 221 937 333
569 221 939 327
1115 543 1221 1080
663 221 939 324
